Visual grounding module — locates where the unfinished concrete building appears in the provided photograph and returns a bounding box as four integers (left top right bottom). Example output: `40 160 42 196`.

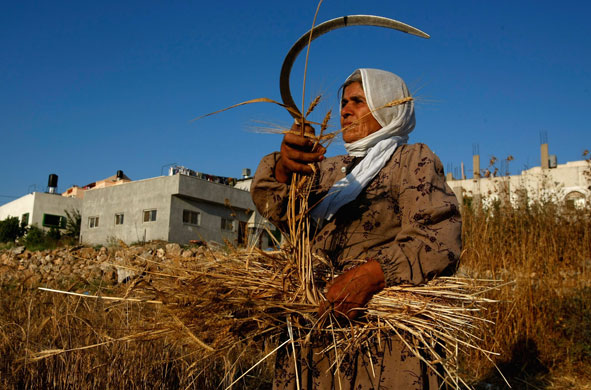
446 144 590 209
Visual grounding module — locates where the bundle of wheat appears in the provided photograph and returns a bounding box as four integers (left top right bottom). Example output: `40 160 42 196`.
146 249 503 389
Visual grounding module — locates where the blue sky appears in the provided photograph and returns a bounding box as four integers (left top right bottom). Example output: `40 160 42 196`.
1 1 589 205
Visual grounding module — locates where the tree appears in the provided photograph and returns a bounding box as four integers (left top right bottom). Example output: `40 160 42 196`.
0 216 25 243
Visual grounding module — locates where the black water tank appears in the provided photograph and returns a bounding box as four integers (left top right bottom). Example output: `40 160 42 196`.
116 170 124 179
48 174 58 188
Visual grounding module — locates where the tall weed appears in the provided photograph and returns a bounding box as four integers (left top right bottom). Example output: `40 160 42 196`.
461 196 591 386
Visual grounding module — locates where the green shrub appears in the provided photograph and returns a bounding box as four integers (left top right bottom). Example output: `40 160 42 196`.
47 226 61 242
22 225 58 251
0 216 25 243
22 225 47 250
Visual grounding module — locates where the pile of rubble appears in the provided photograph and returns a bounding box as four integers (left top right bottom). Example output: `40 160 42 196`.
0 242 211 288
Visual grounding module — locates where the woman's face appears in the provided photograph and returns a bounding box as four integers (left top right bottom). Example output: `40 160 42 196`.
340 82 382 143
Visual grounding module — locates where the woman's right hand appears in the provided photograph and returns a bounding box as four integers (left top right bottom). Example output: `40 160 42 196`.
274 122 326 183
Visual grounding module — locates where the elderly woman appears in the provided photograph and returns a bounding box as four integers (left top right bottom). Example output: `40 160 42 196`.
251 68 461 389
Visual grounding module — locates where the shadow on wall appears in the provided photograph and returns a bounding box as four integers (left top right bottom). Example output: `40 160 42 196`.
474 337 549 390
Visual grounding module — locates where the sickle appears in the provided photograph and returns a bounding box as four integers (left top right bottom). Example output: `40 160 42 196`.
280 15 430 119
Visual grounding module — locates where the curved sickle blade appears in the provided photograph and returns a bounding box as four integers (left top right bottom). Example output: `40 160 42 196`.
280 15 430 119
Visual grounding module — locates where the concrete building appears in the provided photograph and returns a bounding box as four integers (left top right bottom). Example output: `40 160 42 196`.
0 191 82 231
1 168 276 249
447 144 590 209
79 171 275 247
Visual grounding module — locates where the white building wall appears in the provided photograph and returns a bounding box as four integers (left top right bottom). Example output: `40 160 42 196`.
0 194 35 224
0 192 81 229
447 160 590 207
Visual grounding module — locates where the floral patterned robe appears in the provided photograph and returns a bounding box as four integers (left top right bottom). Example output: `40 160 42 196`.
251 143 461 389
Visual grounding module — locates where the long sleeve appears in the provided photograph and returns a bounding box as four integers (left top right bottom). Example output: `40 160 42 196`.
250 152 291 232
373 144 461 286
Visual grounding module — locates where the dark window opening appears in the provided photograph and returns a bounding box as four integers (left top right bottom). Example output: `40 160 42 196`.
43 213 65 228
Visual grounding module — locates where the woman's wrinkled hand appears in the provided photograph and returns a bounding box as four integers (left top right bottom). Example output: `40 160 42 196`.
274 122 326 183
318 259 386 320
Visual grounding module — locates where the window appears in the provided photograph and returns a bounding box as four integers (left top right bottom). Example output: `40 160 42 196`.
237 221 247 245
115 213 124 225
43 213 66 228
221 218 234 231
183 210 200 225
21 213 29 226
143 209 157 222
88 216 99 228
565 191 585 210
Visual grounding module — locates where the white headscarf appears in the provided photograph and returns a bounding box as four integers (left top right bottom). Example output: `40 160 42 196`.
311 69 415 221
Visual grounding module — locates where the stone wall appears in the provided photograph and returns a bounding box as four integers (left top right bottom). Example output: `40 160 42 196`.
0 242 211 288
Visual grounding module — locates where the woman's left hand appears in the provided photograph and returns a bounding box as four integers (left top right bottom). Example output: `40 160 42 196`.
319 259 386 320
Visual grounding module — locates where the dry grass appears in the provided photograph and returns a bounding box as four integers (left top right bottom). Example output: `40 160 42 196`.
460 197 591 388
1 192 590 389
0 285 209 389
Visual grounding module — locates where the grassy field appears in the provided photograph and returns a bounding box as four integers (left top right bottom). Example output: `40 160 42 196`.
461 199 591 389
1 198 590 389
